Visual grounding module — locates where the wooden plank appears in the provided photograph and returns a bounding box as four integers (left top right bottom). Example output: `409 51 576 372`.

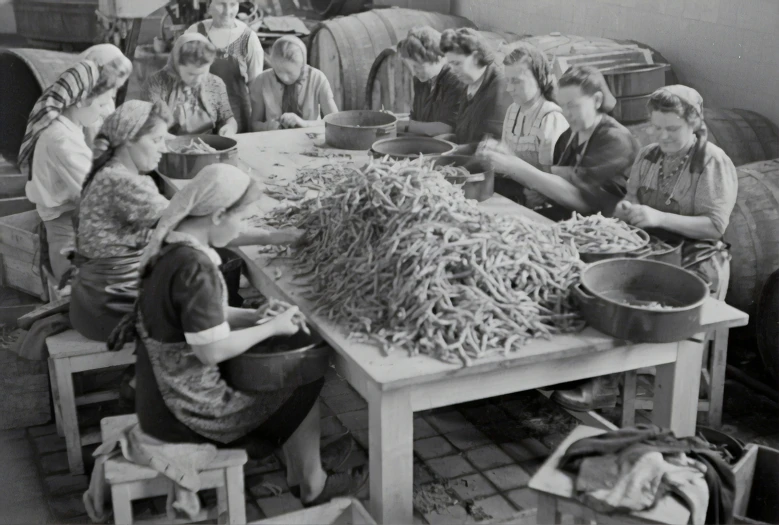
52 357 85 474
707 329 728 428
0 210 40 254
76 390 119 407
0 174 27 199
0 197 35 218
2 256 46 298
652 336 705 437
621 370 638 427
732 445 758 517
17 297 70 330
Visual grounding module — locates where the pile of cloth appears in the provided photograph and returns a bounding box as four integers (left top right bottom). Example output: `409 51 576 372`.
559 425 735 525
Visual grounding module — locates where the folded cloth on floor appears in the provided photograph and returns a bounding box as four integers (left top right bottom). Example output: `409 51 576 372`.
84 422 218 523
559 425 734 524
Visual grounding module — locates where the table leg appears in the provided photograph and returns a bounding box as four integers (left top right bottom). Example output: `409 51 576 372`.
536 492 562 524
53 357 84 474
653 337 705 437
368 388 413 524
707 330 728 428
620 370 637 428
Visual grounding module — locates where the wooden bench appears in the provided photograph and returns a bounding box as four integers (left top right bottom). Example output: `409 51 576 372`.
529 425 691 525
47 329 136 474
101 414 248 525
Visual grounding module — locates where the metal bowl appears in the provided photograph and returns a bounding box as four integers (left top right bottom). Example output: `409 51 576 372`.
432 155 495 202
221 330 333 392
324 110 397 150
578 226 650 263
159 134 239 180
573 258 709 343
371 137 456 160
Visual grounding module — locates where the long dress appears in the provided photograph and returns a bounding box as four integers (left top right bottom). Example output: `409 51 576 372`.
495 97 569 206
624 141 738 298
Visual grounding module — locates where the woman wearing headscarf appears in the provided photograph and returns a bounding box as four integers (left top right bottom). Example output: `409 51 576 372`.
439 28 513 149
551 85 738 413
394 26 464 137
479 41 569 207
479 65 639 220
249 36 337 131
142 33 238 136
108 165 369 507
18 55 132 283
188 0 264 133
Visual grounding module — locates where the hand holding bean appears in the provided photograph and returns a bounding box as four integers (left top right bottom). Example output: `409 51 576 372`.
624 204 665 230
280 113 303 129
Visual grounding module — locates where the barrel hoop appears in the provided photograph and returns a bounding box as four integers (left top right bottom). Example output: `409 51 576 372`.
732 109 779 161
326 20 356 110
354 14 391 110
365 47 397 111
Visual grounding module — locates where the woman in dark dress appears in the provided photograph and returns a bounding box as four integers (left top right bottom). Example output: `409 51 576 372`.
439 28 513 149
479 65 639 220
395 26 464 137
109 164 368 506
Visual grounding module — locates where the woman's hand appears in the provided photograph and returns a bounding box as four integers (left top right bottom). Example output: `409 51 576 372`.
478 138 512 157
269 306 304 336
623 203 666 229
218 121 238 136
478 149 515 175
280 113 304 129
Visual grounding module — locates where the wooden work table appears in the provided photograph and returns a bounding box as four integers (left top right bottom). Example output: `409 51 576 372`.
164 126 749 525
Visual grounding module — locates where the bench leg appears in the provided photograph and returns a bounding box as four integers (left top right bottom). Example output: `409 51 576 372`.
537 492 562 524
48 358 63 437
707 330 728 429
111 484 134 525
620 370 637 428
53 358 84 475
220 465 245 525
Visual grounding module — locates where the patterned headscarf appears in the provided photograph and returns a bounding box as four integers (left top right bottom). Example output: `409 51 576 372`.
18 60 100 180
139 164 262 275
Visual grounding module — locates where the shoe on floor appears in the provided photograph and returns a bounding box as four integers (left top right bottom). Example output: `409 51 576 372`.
290 433 355 498
551 376 618 411
302 465 369 508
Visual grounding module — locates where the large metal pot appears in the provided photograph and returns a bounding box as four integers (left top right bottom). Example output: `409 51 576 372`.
222 330 333 392
159 135 239 180
602 63 669 97
371 136 456 160
324 110 397 150
573 258 709 343
432 155 494 202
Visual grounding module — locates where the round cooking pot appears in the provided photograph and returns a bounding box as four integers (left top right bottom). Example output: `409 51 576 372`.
159 134 238 180
371 136 456 160
573 258 709 343
324 110 397 150
432 155 494 202
578 226 650 263
222 330 333 392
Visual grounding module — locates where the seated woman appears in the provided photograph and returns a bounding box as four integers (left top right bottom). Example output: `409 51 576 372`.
487 41 569 206
142 33 238 136
188 0 265 133
439 28 512 149
479 65 639 220
18 54 132 284
394 26 463 137
249 36 337 131
109 165 368 506
551 86 738 412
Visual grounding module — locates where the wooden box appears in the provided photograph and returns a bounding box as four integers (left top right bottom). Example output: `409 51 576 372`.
250 498 376 525
732 444 779 525
0 210 47 300
98 0 170 18
0 346 51 430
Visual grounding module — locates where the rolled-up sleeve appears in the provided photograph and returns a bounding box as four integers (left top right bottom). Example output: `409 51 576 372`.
694 152 738 235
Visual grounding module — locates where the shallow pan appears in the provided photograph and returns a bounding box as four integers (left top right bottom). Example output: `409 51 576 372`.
574 258 709 343
371 136 456 160
159 134 238 180
324 110 397 150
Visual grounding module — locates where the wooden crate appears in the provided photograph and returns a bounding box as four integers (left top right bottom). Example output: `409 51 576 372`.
0 211 47 300
732 444 779 525
0 345 51 430
250 498 376 525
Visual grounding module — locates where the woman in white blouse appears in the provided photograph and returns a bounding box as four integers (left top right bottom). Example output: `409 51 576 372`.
18 54 132 283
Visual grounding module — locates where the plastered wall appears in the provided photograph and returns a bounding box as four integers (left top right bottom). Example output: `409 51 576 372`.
376 0 779 128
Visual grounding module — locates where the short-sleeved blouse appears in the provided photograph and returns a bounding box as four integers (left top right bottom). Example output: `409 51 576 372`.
76 162 169 259
624 142 738 236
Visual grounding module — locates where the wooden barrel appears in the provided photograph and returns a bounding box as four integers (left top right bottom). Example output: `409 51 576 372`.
723 159 779 319
756 268 779 383
627 108 779 167
366 30 525 114
0 48 79 164
310 0 366 17
308 8 476 111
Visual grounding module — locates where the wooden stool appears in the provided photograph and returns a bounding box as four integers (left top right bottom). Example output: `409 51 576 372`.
620 330 728 429
46 330 135 474
100 415 248 525
529 425 691 525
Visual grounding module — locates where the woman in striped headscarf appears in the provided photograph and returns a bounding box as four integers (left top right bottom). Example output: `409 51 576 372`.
19 53 132 283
